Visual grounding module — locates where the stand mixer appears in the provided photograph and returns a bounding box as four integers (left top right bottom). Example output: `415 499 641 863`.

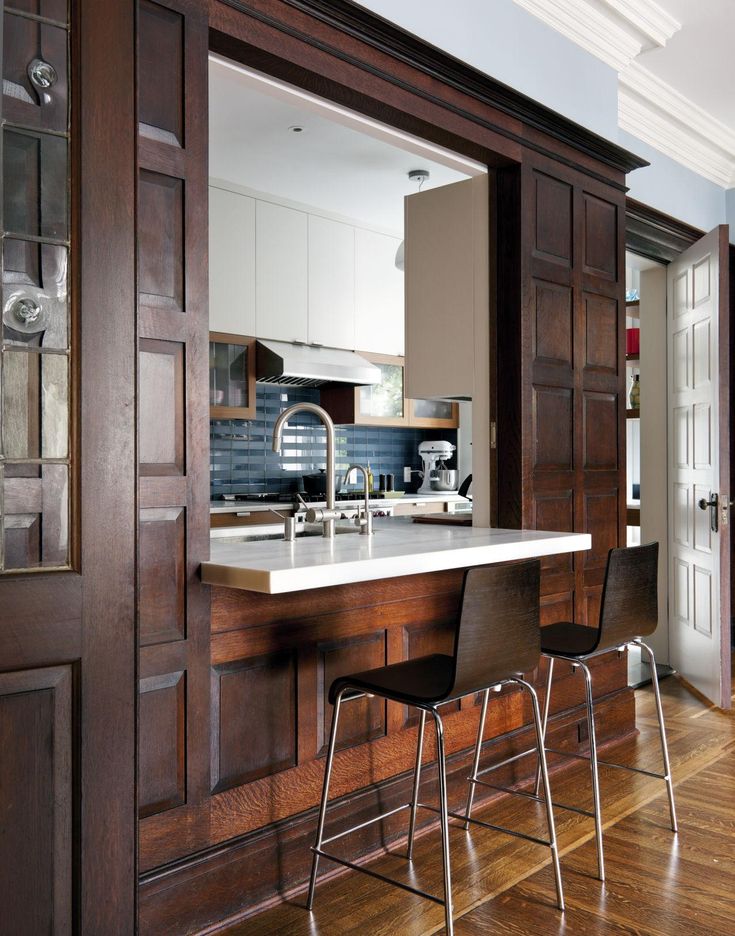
417 440 457 494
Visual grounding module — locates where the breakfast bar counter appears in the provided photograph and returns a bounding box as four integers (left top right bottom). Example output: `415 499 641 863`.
201 519 591 593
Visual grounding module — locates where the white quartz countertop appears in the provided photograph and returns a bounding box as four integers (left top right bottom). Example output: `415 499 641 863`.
200 517 591 594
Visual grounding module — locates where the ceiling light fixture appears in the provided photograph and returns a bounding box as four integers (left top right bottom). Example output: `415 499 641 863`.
395 169 430 270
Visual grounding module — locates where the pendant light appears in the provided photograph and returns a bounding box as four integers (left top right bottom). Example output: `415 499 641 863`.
395 168 430 270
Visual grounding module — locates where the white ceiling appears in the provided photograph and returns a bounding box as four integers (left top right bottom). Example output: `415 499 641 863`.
637 0 735 130
209 57 481 234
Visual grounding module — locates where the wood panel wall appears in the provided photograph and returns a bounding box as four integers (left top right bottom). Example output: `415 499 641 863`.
136 0 211 830
498 153 627 627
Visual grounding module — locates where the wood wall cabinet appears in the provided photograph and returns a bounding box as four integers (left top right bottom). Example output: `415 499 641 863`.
320 352 459 427
209 333 256 419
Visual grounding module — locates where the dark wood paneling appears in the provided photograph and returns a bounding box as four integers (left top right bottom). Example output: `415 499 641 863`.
139 506 186 645
2 13 68 131
533 492 574 574
533 171 572 265
533 279 573 368
211 652 297 792
138 0 184 145
0 666 72 936
138 170 184 311
317 631 386 754
138 338 185 476
583 392 618 469
136 0 211 886
498 154 626 626
139 671 186 817
533 386 573 470
584 294 618 373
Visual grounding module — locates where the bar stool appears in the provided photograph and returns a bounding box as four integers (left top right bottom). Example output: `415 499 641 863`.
307 560 564 936
536 541 678 881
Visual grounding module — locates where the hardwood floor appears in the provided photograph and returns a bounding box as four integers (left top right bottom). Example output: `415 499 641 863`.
217 674 735 935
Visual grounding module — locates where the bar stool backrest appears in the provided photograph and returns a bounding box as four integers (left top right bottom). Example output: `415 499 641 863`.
596 541 659 653
450 560 541 699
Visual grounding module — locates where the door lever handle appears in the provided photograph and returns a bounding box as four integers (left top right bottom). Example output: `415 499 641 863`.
698 492 719 533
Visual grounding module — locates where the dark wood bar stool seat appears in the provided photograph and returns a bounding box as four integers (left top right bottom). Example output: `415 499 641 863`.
537 542 678 881
307 560 565 936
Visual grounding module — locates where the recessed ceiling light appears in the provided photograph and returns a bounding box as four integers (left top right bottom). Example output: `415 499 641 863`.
288 125 306 133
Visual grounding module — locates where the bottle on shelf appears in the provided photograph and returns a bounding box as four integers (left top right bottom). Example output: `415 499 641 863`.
367 463 374 493
629 373 640 410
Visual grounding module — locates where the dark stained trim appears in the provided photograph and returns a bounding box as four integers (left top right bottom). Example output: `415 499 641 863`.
625 197 704 264
217 0 647 181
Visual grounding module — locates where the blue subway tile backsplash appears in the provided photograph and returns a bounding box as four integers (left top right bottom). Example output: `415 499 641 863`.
210 385 457 498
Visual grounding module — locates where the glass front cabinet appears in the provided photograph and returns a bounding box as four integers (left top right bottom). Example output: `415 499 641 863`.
321 352 459 428
209 333 256 420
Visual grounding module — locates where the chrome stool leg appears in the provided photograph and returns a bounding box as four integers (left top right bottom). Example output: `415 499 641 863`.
635 639 678 832
307 688 345 910
464 688 490 830
514 677 565 911
534 657 555 796
432 709 454 936
579 660 605 881
407 708 427 860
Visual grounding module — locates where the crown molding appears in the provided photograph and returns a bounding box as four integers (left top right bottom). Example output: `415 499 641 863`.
512 0 641 70
619 63 735 188
512 0 680 70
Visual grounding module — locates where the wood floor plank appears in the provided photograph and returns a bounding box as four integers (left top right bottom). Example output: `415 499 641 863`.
221 676 735 935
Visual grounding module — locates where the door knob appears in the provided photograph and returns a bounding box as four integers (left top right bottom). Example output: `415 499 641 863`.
698 492 719 533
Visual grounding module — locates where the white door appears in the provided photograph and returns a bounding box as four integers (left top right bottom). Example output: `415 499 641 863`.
668 226 731 708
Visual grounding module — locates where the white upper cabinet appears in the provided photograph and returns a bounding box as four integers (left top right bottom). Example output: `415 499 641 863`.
308 215 355 349
209 183 404 353
209 187 256 336
355 228 405 356
255 200 308 343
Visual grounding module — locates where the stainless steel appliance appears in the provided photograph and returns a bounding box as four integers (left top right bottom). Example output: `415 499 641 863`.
417 440 458 494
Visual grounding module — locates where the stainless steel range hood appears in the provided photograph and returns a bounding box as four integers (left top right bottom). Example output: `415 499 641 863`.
256 340 381 387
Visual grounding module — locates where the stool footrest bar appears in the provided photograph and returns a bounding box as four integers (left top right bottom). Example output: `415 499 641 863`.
311 848 445 905
320 803 410 846
475 746 537 777
419 802 550 848
469 776 595 818
545 748 668 780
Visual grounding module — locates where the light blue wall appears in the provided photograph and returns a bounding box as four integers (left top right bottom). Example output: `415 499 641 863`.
357 0 729 232
619 130 726 233
357 0 618 139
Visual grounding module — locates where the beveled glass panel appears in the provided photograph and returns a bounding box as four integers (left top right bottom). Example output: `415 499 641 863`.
10 1 69 24
2 463 68 569
3 14 68 132
1 350 68 459
3 241 69 349
358 362 404 419
1 349 40 458
209 340 249 409
412 398 453 420
3 128 68 240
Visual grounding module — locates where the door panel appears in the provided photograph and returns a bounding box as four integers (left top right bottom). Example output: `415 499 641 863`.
0 0 137 931
667 226 731 708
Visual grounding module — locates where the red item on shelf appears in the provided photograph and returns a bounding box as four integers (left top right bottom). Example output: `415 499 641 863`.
626 327 640 356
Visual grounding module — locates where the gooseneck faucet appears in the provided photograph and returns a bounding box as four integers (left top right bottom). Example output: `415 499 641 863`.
343 464 374 536
272 402 340 538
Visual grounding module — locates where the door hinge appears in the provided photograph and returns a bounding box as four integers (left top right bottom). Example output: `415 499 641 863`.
490 421 497 449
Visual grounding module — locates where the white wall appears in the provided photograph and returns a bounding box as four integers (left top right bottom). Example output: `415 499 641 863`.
357 0 731 233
